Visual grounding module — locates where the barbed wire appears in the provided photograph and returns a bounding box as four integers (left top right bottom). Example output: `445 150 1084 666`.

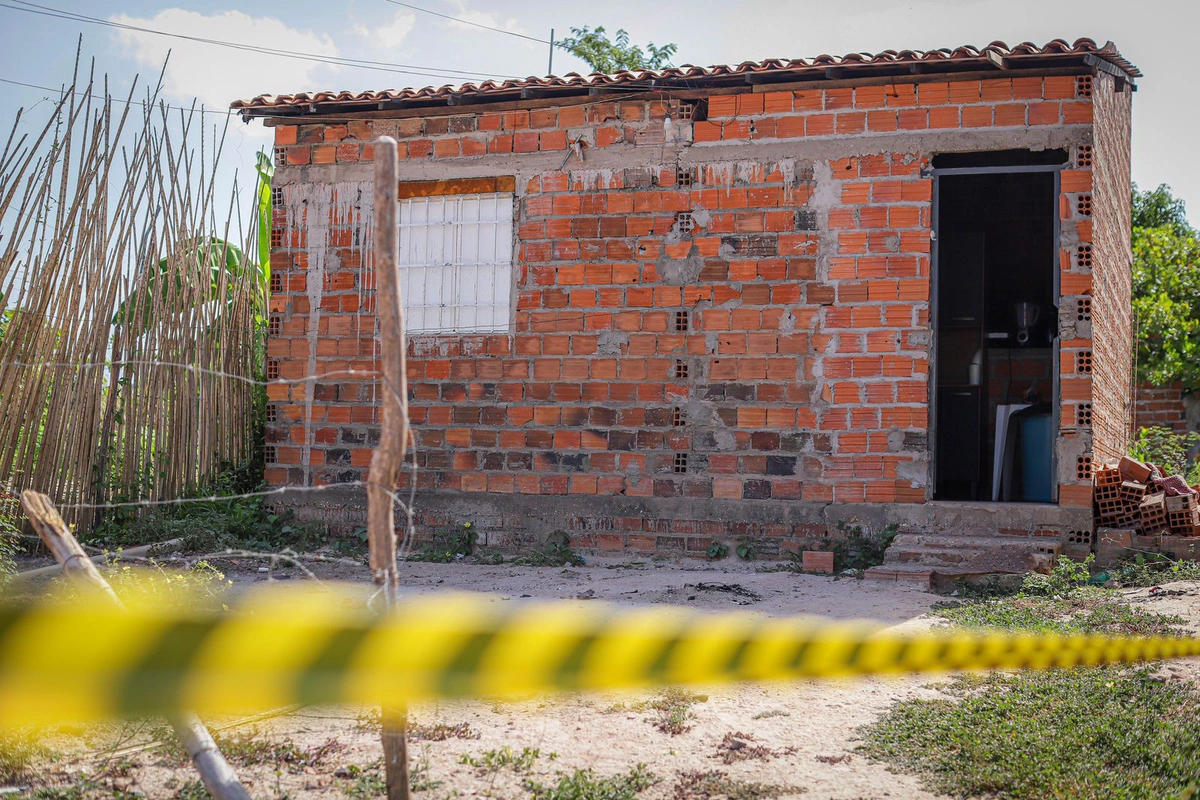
0 360 388 388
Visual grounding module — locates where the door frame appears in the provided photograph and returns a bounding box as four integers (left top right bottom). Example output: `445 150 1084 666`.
928 162 1065 502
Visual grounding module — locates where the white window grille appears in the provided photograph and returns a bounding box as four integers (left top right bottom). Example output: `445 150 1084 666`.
399 192 514 333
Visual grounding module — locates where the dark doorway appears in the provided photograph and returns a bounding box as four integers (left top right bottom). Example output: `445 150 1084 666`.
933 161 1059 502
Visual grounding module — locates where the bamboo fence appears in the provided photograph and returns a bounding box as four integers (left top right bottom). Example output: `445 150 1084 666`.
0 57 261 532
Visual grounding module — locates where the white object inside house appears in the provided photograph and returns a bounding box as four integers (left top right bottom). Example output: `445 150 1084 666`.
398 192 514 333
992 403 1032 500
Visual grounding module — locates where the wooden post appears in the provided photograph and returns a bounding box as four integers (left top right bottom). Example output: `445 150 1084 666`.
369 135 411 800
20 490 250 800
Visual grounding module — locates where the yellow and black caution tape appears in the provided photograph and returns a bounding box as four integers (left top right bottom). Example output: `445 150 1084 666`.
2 586 1199 727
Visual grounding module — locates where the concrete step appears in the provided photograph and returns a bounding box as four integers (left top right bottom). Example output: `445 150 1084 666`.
878 531 1063 578
862 564 936 589
888 532 1062 552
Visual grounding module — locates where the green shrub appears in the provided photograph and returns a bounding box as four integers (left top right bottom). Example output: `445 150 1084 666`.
510 531 584 567
524 764 656 800
1130 426 1200 484
410 522 478 563
864 556 1200 799
0 513 17 590
791 521 899 573
92 462 322 554
0 730 51 781
860 668 1200 799
1112 551 1200 587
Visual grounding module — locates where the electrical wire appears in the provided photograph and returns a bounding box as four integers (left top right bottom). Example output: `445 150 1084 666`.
381 0 552 45
0 76 237 118
0 0 520 83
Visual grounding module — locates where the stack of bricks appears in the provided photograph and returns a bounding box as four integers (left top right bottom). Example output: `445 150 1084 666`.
1093 456 1200 536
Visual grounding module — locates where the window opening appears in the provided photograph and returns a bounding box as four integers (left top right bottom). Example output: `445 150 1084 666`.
398 192 515 334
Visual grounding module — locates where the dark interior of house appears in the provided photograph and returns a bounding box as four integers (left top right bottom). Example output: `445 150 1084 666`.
933 155 1061 503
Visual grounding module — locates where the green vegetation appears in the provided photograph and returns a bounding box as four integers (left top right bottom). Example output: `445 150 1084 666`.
1129 425 1200 484
92 462 322 553
524 764 656 800
635 687 708 735
861 555 1200 799
410 521 479 563
671 769 799 799
860 669 1200 799
791 520 900 574
510 531 585 567
340 764 386 799
0 513 17 589
65 555 233 611
1111 550 1200 587
935 556 1187 636
409 755 443 792
459 745 541 774
0 729 51 782
556 26 676 73
935 587 1187 636
1131 183 1200 390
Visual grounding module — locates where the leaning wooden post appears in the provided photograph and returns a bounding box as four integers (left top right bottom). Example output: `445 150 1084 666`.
20 490 250 800
369 135 411 800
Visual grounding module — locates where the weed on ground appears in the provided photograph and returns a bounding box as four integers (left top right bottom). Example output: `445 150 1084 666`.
91 464 324 554
606 687 709 735
859 668 1200 799
671 768 800 799
0 729 52 781
459 746 541 774
524 764 656 800
861 557 1200 799
1110 551 1200 587
712 731 795 764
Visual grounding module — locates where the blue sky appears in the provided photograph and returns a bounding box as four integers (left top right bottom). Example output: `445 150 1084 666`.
0 0 1194 222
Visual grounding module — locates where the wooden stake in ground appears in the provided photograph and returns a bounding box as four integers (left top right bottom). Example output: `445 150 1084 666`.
368 135 411 800
20 490 251 800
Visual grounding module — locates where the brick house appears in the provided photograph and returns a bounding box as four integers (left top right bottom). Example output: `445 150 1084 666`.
235 38 1138 566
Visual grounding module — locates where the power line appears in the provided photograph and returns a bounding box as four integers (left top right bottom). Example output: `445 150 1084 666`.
0 76 237 118
0 0 519 83
381 0 552 45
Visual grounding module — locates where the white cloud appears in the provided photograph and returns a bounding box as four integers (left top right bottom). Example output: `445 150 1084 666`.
444 1 540 47
109 9 338 114
355 9 416 49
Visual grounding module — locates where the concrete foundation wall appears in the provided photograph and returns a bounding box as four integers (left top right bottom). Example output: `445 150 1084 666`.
264 72 1119 552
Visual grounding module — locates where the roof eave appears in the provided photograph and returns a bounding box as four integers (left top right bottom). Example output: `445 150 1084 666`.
233 48 1138 121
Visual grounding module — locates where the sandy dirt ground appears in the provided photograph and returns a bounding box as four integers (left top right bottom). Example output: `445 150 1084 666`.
9 559 1200 800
